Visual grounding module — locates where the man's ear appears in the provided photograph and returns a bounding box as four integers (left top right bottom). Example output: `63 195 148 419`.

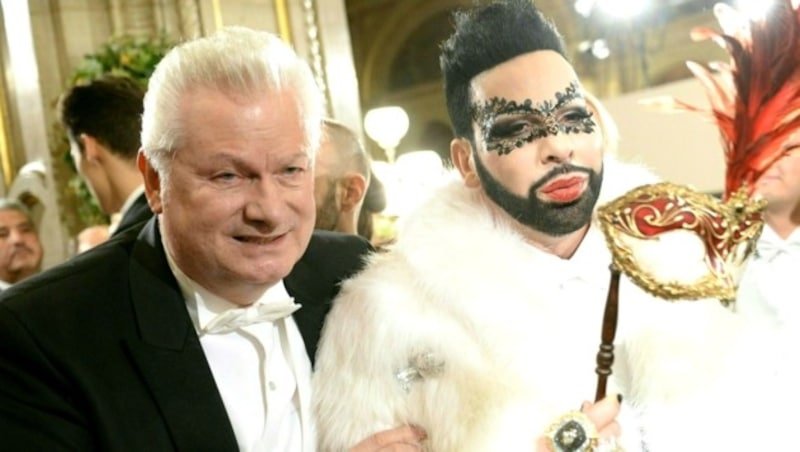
137 150 163 214
80 134 104 163
451 138 480 188
337 173 368 213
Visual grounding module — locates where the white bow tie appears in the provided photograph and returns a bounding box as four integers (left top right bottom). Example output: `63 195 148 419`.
756 237 800 263
203 299 301 335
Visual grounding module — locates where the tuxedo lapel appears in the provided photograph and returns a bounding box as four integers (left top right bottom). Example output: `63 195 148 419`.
285 231 373 364
124 220 238 451
113 193 153 236
286 245 334 365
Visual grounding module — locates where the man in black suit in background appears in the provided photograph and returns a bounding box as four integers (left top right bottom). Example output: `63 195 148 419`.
60 75 153 237
0 27 423 451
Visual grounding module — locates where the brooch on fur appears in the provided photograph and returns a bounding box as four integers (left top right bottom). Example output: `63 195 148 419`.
395 352 445 393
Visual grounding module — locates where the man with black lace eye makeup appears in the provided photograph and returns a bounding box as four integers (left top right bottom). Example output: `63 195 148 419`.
474 80 596 156
313 1 767 451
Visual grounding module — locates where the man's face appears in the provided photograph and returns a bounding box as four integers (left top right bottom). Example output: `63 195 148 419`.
313 137 340 231
144 87 316 305
468 51 604 236
0 209 42 283
756 132 800 214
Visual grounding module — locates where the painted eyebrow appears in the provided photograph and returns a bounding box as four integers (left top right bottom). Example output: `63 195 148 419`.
471 80 584 120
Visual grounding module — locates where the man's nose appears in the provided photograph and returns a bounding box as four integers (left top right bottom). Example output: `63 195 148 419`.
538 132 575 164
8 229 25 244
243 178 283 222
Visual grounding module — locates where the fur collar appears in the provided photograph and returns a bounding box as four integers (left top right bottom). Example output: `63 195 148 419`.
387 157 660 306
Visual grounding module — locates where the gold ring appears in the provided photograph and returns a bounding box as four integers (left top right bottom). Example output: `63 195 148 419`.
545 410 599 452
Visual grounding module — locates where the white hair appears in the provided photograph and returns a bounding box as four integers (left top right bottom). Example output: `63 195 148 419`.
141 26 324 179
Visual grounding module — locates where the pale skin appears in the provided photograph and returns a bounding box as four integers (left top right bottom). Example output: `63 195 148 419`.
76 224 110 253
314 132 368 235
0 209 42 284
755 134 800 239
454 51 619 445
139 87 317 306
350 425 428 451
453 51 605 260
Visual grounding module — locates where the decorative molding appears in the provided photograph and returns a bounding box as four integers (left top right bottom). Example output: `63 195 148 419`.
117 0 157 36
301 0 330 115
177 0 204 38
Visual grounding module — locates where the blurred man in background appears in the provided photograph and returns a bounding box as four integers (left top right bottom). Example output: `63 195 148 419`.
60 75 152 237
314 119 372 237
0 199 42 290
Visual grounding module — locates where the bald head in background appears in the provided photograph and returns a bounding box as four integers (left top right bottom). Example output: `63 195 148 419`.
314 119 372 237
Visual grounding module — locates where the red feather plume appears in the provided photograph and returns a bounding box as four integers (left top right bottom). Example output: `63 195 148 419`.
672 0 800 199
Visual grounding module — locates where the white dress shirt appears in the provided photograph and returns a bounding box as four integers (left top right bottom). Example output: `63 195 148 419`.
736 224 800 330
164 249 314 452
108 185 145 235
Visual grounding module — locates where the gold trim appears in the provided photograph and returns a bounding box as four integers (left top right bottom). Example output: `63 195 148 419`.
597 183 765 303
274 0 292 45
0 78 13 188
210 0 224 30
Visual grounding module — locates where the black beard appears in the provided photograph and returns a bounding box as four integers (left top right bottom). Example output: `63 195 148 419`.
473 153 603 236
314 178 340 231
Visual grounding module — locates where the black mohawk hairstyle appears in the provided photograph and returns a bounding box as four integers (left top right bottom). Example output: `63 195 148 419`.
440 0 567 141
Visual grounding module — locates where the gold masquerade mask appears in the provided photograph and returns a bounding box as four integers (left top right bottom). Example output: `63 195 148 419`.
598 183 765 304
597 0 800 306
592 0 800 401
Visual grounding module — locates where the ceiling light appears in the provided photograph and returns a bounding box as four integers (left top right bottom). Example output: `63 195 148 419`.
594 0 647 19
591 39 611 59
735 0 774 21
574 0 595 18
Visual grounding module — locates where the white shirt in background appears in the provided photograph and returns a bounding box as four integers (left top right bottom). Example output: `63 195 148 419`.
736 224 800 330
108 185 145 235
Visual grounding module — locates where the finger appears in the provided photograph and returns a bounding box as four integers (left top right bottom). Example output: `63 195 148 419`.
351 425 427 451
376 444 422 452
581 395 621 428
370 425 425 448
597 420 621 440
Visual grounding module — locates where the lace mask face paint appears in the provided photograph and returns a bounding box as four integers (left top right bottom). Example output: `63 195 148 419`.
471 81 597 156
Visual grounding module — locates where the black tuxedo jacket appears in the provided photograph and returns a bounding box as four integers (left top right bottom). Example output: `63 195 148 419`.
0 218 371 451
112 192 153 236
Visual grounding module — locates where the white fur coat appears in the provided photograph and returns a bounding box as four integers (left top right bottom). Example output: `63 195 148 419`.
313 158 792 451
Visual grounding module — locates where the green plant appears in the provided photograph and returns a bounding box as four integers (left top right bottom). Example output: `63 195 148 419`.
52 35 174 235
69 35 174 87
